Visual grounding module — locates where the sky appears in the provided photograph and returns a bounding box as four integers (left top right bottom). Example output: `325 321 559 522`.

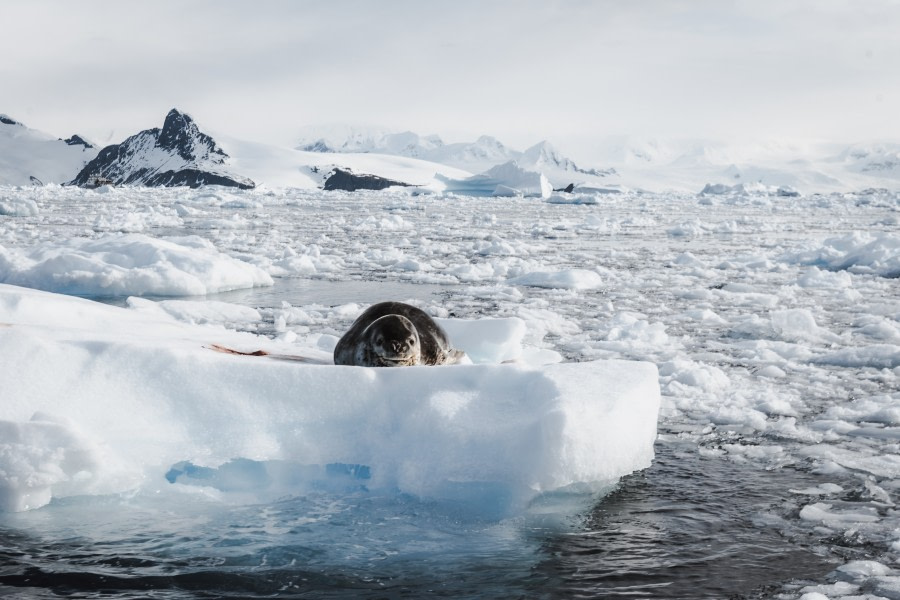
1 0 898 165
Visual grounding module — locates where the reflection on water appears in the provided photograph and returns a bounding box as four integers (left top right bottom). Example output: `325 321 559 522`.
0 443 838 599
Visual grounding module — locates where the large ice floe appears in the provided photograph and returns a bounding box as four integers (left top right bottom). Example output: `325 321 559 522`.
0 233 273 296
437 160 553 198
0 283 660 513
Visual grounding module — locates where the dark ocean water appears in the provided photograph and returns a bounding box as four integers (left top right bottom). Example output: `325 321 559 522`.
0 442 839 599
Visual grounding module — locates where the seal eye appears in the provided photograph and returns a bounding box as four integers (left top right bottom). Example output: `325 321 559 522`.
375 336 385 346
408 337 416 346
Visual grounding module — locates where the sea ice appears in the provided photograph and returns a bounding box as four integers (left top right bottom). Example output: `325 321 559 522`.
0 233 273 296
785 232 900 278
507 269 603 290
0 197 39 216
0 283 660 513
438 161 553 198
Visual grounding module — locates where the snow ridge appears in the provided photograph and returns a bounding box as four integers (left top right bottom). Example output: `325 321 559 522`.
297 128 610 184
0 114 98 186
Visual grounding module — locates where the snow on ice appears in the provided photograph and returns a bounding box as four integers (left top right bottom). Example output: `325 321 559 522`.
0 233 273 296
0 283 660 513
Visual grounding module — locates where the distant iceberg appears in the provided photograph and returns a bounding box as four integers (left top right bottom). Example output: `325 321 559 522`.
438 161 552 198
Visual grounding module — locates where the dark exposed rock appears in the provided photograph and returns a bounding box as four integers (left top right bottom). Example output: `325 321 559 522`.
143 169 253 188
29 176 43 186
0 114 21 126
69 109 254 189
301 140 334 153
62 135 94 149
323 168 411 192
84 176 114 189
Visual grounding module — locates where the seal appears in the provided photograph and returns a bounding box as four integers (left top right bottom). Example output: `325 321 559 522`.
333 301 465 367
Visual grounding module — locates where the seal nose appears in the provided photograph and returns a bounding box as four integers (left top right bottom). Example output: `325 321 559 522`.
391 340 403 353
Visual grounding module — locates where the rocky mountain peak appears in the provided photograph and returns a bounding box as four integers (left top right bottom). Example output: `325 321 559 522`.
156 108 226 163
68 109 253 189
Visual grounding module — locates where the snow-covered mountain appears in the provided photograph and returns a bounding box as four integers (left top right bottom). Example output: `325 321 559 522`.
0 114 98 185
296 128 611 188
297 128 517 170
4 110 900 194
215 133 474 191
832 143 900 178
69 109 256 189
587 136 900 193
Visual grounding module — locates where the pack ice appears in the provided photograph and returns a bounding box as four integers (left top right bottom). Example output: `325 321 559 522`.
0 283 660 513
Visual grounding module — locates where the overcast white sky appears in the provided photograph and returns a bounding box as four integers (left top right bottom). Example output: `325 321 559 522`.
2 0 898 164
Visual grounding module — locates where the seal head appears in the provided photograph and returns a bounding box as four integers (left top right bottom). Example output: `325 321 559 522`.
361 314 421 366
333 301 465 367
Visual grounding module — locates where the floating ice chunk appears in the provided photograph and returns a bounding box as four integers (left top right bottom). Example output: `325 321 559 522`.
352 214 413 231
854 316 900 343
679 308 728 325
796 266 853 288
0 284 661 513
392 257 430 272
271 254 318 276
0 197 39 216
473 238 519 256
659 358 730 393
755 365 786 379
798 583 859 599
0 233 273 297
673 252 705 268
814 345 900 369
508 269 603 290
438 161 552 198
546 194 598 205
769 309 842 344
819 394 900 425
799 502 881 524
605 313 670 345
0 413 103 512
790 483 844 495
802 445 900 478
784 232 900 278
578 215 621 233
700 183 733 195
667 219 707 237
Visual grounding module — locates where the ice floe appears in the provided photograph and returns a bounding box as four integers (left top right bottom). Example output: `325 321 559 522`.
0 283 660 513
